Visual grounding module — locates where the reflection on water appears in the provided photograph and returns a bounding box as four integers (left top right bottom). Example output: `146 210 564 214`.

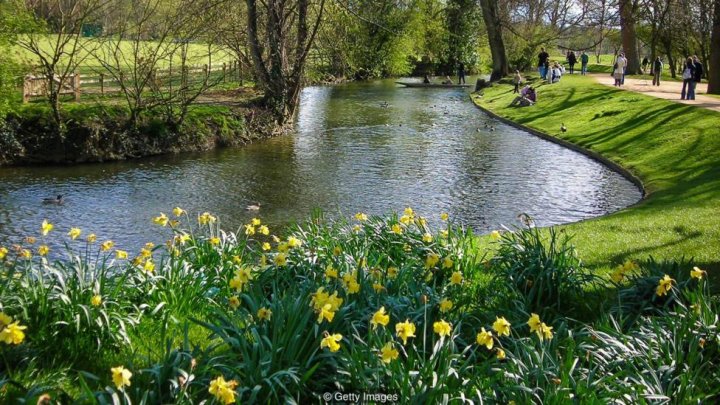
0 79 641 252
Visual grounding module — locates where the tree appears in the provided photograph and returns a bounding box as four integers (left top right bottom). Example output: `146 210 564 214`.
246 0 326 125
618 0 640 74
709 0 720 94
479 0 508 80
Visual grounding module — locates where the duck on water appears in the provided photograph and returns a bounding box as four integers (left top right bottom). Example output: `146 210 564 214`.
43 195 64 205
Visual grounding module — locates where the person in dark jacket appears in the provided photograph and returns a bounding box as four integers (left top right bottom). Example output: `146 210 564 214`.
652 57 663 86
689 55 703 100
680 57 695 100
538 47 549 79
457 62 466 85
580 52 589 75
567 51 577 74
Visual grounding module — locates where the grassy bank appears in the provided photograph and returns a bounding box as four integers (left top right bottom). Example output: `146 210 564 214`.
472 75 720 277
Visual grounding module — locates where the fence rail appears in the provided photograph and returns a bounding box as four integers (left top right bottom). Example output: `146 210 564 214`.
22 61 246 103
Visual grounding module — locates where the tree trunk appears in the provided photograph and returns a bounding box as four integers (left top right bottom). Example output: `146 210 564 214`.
708 0 720 94
479 0 508 80
619 0 641 74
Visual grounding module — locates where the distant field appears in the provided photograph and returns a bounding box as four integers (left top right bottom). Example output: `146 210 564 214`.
9 35 236 75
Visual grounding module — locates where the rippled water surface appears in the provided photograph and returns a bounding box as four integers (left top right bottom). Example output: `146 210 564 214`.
0 79 641 251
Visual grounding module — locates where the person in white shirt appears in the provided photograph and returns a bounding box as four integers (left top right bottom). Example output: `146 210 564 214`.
614 53 627 86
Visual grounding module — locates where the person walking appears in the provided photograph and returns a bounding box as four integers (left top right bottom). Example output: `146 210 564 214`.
513 70 522 93
567 51 577 74
641 56 649 74
680 57 695 100
538 47 549 80
652 56 663 86
580 51 589 75
457 61 466 85
689 55 703 100
614 53 627 87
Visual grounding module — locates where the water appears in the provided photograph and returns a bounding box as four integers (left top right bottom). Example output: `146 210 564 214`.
0 79 641 252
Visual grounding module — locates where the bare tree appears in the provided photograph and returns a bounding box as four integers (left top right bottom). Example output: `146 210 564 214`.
245 0 326 125
12 0 108 131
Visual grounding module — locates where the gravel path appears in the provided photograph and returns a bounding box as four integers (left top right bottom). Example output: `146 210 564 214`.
589 73 720 113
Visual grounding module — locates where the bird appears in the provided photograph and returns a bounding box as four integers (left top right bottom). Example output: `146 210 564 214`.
43 195 64 205
489 126 496 132
379 101 389 108
484 122 490 128
561 123 567 133
245 202 261 211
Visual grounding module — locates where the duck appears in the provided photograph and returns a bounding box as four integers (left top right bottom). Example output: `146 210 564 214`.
489 126 496 132
379 101 389 108
245 202 261 211
43 195 64 205
484 122 490 128
561 123 567 133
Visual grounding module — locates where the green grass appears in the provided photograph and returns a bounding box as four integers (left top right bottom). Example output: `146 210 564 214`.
9 35 235 73
472 75 720 279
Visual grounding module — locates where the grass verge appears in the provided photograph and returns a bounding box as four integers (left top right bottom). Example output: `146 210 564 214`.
471 74 720 280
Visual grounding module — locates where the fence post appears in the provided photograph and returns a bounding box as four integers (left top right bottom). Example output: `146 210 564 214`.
74 73 81 101
100 73 105 95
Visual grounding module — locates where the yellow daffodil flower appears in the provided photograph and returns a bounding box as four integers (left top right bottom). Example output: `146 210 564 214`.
143 260 155 273
258 225 269 235
287 236 302 248
86 234 97 243
387 266 398 279
527 313 542 333
172 207 185 217
404 207 414 217
354 212 368 221
228 296 240 309
380 342 399 363
274 252 287 266
490 230 501 240
372 283 384 292
433 320 452 337
425 253 440 269
440 212 449 221
41 220 53 236
0 321 27 345
0 312 11 326
439 298 453 313
396 320 416 345
251 218 261 226
111 366 132 390
422 233 433 243
257 307 272 321
320 333 342 352
450 271 463 285
656 274 675 296
153 213 169 227
325 265 338 279
371 307 390 329
317 303 335 323
442 256 454 269
391 224 403 234
100 240 114 251
333 246 342 256
261 242 271 251
496 348 506 360
493 316 511 337
20 249 32 260
244 224 256 236
37 245 49 256
116 250 128 260
91 295 102 307
691 266 706 280
540 322 554 341
208 376 238 404
476 327 493 349
68 227 81 240
0 247 7 260
399 215 412 225
209 237 221 246
198 212 216 225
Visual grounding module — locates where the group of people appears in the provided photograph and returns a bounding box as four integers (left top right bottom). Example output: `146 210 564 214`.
537 48 590 81
422 62 466 85
681 55 704 100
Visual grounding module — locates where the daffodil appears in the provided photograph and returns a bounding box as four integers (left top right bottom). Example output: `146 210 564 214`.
0 313 11 326
25 236 37 244
318 303 336 323
527 313 542 334
173 207 185 217
20 249 32 260
380 342 399 363
325 265 338 279
440 230 449 238
277 242 289 252
139 248 152 259
111 366 132 390
396 320 416 345
68 228 81 240
691 266 706 280
371 307 390 329
100 240 114 251
0 247 7 260
274 252 287 266
404 207 414 217
153 213 169 226
198 212 216 225
442 256 454 269
320 333 342 352
115 250 128 260
656 274 675 297
87 234 97 243
143 260 155 273
399 215 412 225
450 271 463 285
258 225 269 235
425 253 440 269
493 316 511 337
257 307 272 321
287 236 302 248
422 233 433 243
490 230 501 240
41 220 53 236
434 320 452 337
208 376 238 404
245 224 256 236
372 283 384 292
352 224 362 233
347 280 360 294
391 224 403 234
333 246 342 256
496 348 506 360
261 242 271 251
440 212 449 221
539 322 554 341
476 327 493 349
37 245 49 256
354 212 368 221
91 295 102 307
416 216 428 227
0 321 27 345
228 296 240 309
251 218 261 226
209 237 221 246
387 266 398 279
439 298 453 313
229 267 253 291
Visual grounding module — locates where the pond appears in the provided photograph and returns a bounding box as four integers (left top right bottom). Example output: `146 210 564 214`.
0 79 642 252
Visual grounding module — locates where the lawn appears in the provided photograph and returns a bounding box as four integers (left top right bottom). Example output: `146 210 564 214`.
472 75 720 279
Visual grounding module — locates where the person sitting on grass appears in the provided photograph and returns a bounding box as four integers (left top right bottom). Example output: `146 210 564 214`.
511 85 536 107
550 63 562 83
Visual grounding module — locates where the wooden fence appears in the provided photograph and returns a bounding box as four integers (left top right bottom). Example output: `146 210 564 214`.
22 61 245 103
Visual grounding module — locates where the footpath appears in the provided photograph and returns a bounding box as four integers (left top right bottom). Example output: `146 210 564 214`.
589 73 720 113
